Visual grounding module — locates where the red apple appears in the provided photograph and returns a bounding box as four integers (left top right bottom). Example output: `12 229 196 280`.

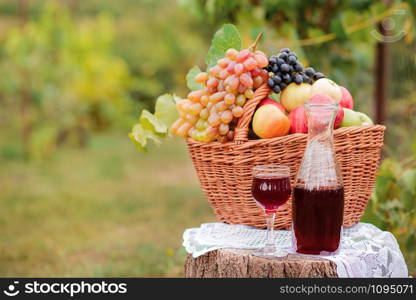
258 98 286 114
288 106 308 134
334 106 344 128
339 86 354 109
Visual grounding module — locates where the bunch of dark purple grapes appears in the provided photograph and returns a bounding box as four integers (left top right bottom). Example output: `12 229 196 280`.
265 48 325 94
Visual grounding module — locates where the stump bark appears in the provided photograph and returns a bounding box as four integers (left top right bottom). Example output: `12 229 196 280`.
185 249 337 278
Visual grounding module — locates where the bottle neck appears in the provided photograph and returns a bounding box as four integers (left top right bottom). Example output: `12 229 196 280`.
306 108 336 143
296 103 343 190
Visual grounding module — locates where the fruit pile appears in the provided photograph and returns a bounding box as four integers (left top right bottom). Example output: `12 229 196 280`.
253 58 372 139
170 47 269 143
266 48 324 94
171 45 374 143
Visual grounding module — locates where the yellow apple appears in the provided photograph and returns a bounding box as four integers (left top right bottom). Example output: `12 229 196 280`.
310 78 342 103
252 104 290 139
280 83 312 112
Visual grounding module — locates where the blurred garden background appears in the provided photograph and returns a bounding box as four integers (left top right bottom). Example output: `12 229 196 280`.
0 0 415 277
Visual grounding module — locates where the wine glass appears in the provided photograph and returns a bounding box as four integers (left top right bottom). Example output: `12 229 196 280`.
251 164 291 257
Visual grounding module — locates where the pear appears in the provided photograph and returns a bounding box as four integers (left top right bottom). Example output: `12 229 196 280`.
340 108 361 127
356 112 374 125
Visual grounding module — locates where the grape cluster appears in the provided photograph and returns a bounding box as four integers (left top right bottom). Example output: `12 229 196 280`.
171 48 269 143
266 48 325 94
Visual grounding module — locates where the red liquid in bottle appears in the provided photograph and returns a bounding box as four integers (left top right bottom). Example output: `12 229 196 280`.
292 186 344 254
252 177 291 213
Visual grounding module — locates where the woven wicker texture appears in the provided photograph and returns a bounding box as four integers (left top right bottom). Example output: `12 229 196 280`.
187 84 385 229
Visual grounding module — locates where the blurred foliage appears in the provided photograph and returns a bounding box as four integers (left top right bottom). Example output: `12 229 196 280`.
0 1 135 160
0 0 209 160
365 147 416 273
76 0 208 106
386 42 416 158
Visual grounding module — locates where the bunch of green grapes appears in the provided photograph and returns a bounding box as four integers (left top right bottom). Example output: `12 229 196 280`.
171 48 269 143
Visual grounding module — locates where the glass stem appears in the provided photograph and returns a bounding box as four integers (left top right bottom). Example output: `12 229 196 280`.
265 212 276 250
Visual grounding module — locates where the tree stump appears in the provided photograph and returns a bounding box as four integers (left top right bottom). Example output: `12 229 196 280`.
185 249 337 278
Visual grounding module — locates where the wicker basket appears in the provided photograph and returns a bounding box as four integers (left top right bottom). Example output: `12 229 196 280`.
187 84 385 229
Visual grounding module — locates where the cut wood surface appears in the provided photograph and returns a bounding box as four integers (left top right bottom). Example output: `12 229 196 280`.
185 248 337 278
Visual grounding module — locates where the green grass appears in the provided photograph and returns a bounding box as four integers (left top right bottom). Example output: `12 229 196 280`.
0 135 216 277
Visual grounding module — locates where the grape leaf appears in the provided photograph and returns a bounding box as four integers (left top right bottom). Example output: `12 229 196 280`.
205 24 241 68
154 94 179 128
129 124 148 151
129 93 180 151
129 123 162 152
186 66 204 91
146 131 162 144
140 109 168 134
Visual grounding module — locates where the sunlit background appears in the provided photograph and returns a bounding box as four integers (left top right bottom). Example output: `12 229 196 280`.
0 0 415 277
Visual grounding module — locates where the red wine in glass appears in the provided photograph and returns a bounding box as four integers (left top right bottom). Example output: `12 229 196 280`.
292 186 344 254
251 164 291 257
252 176 291 213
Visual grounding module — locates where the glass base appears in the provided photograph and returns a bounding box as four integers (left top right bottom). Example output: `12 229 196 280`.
252 246 287 258
295 247 340 256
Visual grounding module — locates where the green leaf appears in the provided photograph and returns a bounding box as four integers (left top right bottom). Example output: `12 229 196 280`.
129 124 149 152
205 24 241 68
270 93 280 101
129 93 180 152
145 131 162 145
140 109 167 134
186 66 204 91
129 123 162 152
154 94 179 128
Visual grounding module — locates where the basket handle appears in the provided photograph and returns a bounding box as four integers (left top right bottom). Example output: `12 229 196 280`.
234 83 271 144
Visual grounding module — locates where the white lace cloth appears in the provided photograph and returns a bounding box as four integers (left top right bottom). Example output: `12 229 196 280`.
183 222 408 278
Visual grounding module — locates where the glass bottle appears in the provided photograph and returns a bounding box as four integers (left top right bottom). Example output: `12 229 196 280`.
292 100 344 255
